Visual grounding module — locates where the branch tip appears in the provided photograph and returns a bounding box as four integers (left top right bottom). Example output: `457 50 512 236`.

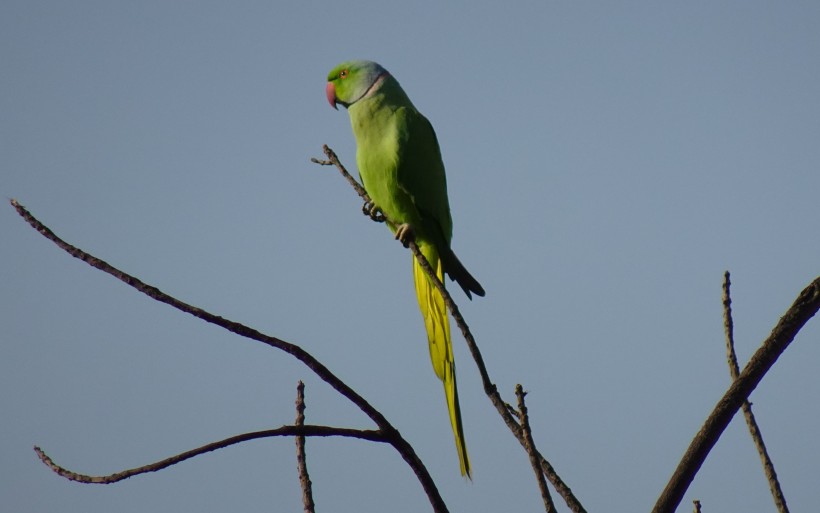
516 385 558 513
721 272 790 513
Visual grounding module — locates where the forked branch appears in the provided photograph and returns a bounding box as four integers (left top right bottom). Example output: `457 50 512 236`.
10 198 448 513
653 275 820 513
313 146 586 513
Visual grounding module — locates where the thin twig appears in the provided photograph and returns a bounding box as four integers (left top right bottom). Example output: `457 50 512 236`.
653 275 820 513
722 272 789 513
295 381 316 513
34 425 386 484
10 198 449 513
516 385 557 513
311 154 370 206
316 147 586 513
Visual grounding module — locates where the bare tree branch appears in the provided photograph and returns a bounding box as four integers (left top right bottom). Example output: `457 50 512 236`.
295 381 316 513
10 198 449 513
722 272 789 513
515 385 557 513
653 275 820 513
314 146 586 513
34 425 386 484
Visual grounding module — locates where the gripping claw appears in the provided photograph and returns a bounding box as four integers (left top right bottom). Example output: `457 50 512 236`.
362 201 386 223
395 223 415 248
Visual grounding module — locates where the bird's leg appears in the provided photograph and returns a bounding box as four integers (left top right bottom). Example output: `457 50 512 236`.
395 223 415 248
361 201 386 223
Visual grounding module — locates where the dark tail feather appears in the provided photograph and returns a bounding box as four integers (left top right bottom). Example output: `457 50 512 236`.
444 249 485 299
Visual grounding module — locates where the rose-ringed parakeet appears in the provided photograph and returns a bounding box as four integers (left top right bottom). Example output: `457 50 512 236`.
326 60 485 478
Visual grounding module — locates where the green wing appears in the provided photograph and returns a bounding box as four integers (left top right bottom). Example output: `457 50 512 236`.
394 106 453 249
394 107 485 298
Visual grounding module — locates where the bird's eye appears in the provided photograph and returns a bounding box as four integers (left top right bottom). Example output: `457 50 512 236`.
340 69 348 79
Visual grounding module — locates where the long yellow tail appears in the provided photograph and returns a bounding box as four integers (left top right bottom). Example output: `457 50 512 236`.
412 245 471 478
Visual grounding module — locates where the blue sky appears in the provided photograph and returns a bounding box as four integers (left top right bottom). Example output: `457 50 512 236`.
2 2 819 512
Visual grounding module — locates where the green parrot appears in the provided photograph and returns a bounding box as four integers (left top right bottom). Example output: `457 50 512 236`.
326 60 485 478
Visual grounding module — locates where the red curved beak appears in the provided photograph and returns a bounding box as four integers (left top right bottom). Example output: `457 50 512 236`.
326 82 338 110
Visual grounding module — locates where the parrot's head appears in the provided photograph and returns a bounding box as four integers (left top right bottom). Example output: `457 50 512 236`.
326 60 388 110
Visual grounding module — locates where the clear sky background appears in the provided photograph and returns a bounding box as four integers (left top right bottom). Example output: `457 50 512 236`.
2 2 819 512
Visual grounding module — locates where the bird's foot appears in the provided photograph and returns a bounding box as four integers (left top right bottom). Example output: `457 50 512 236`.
362 201 386 223
395 223 415 248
